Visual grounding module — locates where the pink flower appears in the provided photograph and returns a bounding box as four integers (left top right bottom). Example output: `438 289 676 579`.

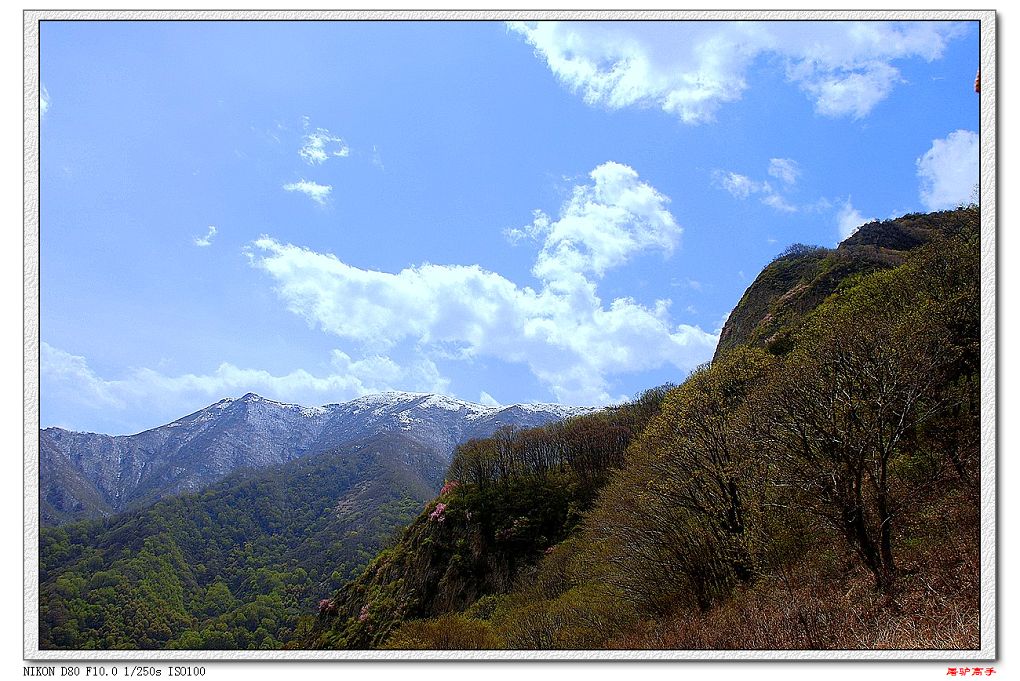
318 599 334 614
440 480 460 496
358 604 370 622
429 502 448 522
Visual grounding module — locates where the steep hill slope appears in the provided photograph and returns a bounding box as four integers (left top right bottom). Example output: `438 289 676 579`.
307 207 981 651
714 208 979 358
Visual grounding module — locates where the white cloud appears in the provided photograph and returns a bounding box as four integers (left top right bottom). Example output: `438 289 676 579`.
299 122 349 164
509 21 965 123
713 163 799 213
41 341 451 432
803 197 834 214
917 129 979 211
716 171 764 200
40 85 50 117
520 161 682 280
479 391 501 407
761 193 797 213
283 179 332 206
768 158 800 185
508 21 761 124
251 162 717 405
42 343 126 409
836 198 874 241
796 62 901 119
194 225 218 247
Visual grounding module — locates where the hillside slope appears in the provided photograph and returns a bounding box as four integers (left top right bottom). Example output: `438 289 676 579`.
40 431 442 649
308 207 981 651
307 389 668 649
715 209 979 358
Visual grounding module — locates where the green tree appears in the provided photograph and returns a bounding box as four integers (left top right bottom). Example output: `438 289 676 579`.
757 266 963 595
584 348 775 613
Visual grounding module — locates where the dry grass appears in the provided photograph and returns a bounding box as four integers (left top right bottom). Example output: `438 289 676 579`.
610 484 980 651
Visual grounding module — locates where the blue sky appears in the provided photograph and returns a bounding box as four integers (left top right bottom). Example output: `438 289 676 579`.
38 20 981 435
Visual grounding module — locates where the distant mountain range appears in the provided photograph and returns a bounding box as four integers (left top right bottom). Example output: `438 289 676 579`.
39 392 592 526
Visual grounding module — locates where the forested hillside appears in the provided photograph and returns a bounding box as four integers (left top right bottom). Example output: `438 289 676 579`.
306 388 668 649
39 433 442 649
39 207 981 652
309 206 981 650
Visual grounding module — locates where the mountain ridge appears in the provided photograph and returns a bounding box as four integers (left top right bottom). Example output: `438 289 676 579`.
43 390 592 437
714 208 977 359
41 391 594 526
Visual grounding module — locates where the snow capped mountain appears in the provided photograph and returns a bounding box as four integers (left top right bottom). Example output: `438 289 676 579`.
40 392 593 526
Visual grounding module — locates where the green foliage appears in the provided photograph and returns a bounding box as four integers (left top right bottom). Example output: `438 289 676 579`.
715 207 978 359
383 614 502 650
583 347 779 613
751 210 980 594
485 537 639 649
39 437 438 650
576 207 981 615
42 207 981 652
309 390 670 650
491 581 637 649
350 205 979 648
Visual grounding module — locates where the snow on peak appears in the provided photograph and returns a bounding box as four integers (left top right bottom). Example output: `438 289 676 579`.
500 402 597 418
346 391 484 412
231 393 331 417
348 391 428 408
195 391 592 426
419 393 494 415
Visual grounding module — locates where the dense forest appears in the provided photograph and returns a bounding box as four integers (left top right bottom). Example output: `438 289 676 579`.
39 433 440 648
309 207 980 650
39 207 981 651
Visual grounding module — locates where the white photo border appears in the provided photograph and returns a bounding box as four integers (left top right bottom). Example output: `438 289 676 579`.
23 7 998 662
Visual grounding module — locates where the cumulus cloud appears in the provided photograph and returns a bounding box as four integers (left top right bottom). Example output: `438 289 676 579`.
299 126 350 165
509 21 964 123
836 197 874 241
194 225 218 247
917 130 979 211
517 161 682 280
795 62 901 119
250 162 717 405
41 341 450 433
283 179 332 206
128 351 448 402
40 85 50 117
508 21 760 124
